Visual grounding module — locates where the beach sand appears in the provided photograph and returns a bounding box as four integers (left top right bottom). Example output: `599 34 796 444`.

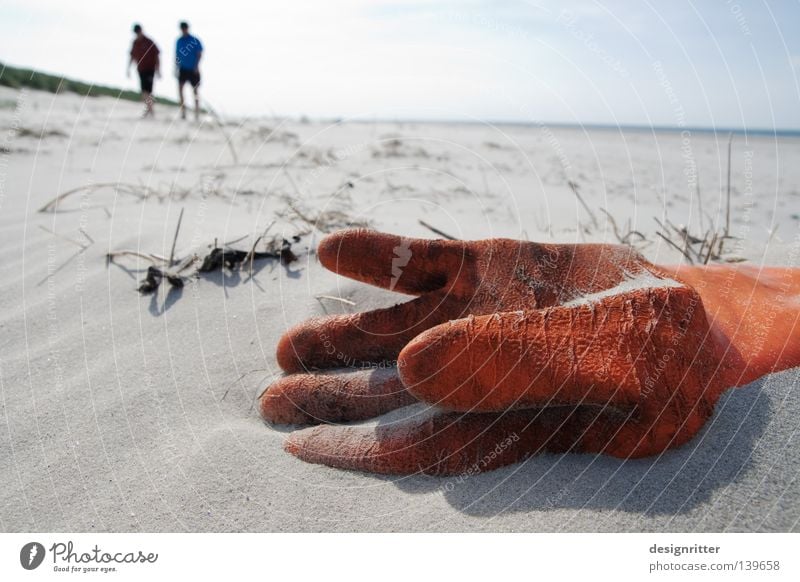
1 86 799 532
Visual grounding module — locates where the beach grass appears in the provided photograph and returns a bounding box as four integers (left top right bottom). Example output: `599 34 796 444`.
0 61 179 107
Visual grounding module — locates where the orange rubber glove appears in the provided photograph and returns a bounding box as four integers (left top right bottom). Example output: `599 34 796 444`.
260 229 800 476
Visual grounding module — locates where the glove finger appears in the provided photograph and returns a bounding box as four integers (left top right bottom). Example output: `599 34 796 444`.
398 285 706 414
284 406 631 476
277 292 457 372
260 367 416 425
317 228 466 295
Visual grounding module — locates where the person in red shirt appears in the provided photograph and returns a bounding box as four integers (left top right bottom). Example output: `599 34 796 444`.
127 24 161 117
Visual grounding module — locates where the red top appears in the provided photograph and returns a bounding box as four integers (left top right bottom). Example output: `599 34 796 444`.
130 36 160 72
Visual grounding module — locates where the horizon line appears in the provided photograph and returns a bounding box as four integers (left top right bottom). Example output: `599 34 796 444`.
2 60 799 137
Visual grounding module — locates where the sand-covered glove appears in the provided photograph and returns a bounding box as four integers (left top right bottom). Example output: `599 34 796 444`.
260 229 800 476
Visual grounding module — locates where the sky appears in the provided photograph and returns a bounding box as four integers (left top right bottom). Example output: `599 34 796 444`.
1 0 799 129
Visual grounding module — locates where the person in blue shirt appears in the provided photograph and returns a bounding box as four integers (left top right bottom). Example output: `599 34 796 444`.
175 21 203 120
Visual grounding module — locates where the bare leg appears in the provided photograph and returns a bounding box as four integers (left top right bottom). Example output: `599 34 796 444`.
178 81 186 119
193 86 200 121
142 91 154 117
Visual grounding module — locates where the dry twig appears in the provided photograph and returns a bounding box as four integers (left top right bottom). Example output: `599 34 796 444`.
168 208 184 267
315 295 356 306
38 182 153 213
567 180 599 230
418 219 458 240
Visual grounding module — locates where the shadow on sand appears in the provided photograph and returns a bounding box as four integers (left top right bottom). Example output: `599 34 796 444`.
382 374 784 519
125 256 304 316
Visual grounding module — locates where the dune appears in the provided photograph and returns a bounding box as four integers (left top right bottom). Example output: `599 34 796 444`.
1 85 798 532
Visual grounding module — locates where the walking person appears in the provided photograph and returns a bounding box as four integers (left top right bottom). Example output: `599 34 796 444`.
128 24 160 117
175 21 203 120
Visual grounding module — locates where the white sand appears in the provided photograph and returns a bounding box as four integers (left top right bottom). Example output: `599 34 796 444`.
1 87 799 532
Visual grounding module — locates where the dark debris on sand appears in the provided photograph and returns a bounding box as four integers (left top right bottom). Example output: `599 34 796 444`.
130 235 303 296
